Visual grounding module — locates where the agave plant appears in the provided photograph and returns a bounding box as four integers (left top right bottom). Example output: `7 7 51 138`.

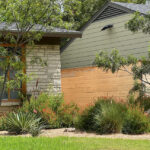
4 111 45 136
0 116 6 131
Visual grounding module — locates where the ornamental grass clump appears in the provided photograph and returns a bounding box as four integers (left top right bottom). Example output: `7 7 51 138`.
94 101 126 134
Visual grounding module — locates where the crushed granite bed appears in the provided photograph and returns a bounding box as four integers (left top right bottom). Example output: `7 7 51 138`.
0 128 150 140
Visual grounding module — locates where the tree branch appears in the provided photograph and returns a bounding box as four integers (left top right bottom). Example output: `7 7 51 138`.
0 62 10 105
119 66 133 76
119 66 150 86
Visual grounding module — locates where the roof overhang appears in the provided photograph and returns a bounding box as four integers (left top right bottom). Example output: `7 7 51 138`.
43 31 82 38
0 23 82 38
0 30 82 38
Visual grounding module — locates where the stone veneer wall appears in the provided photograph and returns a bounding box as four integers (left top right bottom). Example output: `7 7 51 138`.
26 45 61 95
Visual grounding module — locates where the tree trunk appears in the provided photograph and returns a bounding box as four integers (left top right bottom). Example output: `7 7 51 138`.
0 63 10 106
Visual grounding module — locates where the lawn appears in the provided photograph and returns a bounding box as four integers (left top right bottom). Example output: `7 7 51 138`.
0 137 150 150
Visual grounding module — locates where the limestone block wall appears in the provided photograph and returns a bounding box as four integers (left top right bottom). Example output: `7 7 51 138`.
26 45 61 95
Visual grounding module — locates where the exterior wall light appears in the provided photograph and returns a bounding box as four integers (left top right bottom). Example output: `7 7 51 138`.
101 24 113 31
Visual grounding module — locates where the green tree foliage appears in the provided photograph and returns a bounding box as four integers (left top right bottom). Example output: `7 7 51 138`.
126 12 150 34
62 0 82 30
62 0 107 30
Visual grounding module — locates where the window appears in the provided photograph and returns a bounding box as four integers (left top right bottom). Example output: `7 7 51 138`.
0 58 8 100
0 46 25 101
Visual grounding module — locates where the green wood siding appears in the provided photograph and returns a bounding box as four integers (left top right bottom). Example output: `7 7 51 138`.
61 14 150 69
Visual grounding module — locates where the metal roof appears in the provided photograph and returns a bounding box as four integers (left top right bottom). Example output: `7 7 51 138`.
113 2 150 14
0 22 82 38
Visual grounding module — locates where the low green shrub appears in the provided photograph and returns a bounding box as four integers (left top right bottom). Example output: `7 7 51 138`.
75 97 127 134
3 110 44 136
75 105 95 131
122 107 149 134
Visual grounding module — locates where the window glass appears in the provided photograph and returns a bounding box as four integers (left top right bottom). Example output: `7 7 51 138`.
0 58 8 100
9 69 21 99
9 55 21 99
0 58 4 76
0 85 8 100
10 90 19 99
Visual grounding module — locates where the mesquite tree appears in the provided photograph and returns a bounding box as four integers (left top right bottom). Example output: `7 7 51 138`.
0 0 72 105
95 12 150 97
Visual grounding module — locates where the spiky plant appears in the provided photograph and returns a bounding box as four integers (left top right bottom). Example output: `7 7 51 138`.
4 111 45 136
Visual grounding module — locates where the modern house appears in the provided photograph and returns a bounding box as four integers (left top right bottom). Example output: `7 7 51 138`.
0 24 82 114
61 1 150 108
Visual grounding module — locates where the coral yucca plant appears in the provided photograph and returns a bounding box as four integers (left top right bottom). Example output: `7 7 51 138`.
127 94 150 112
58 102 79 127
41 108 59 128
22 93 79 129
122 107 149 134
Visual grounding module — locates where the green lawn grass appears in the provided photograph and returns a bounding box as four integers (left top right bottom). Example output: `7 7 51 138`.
0 136 150 150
